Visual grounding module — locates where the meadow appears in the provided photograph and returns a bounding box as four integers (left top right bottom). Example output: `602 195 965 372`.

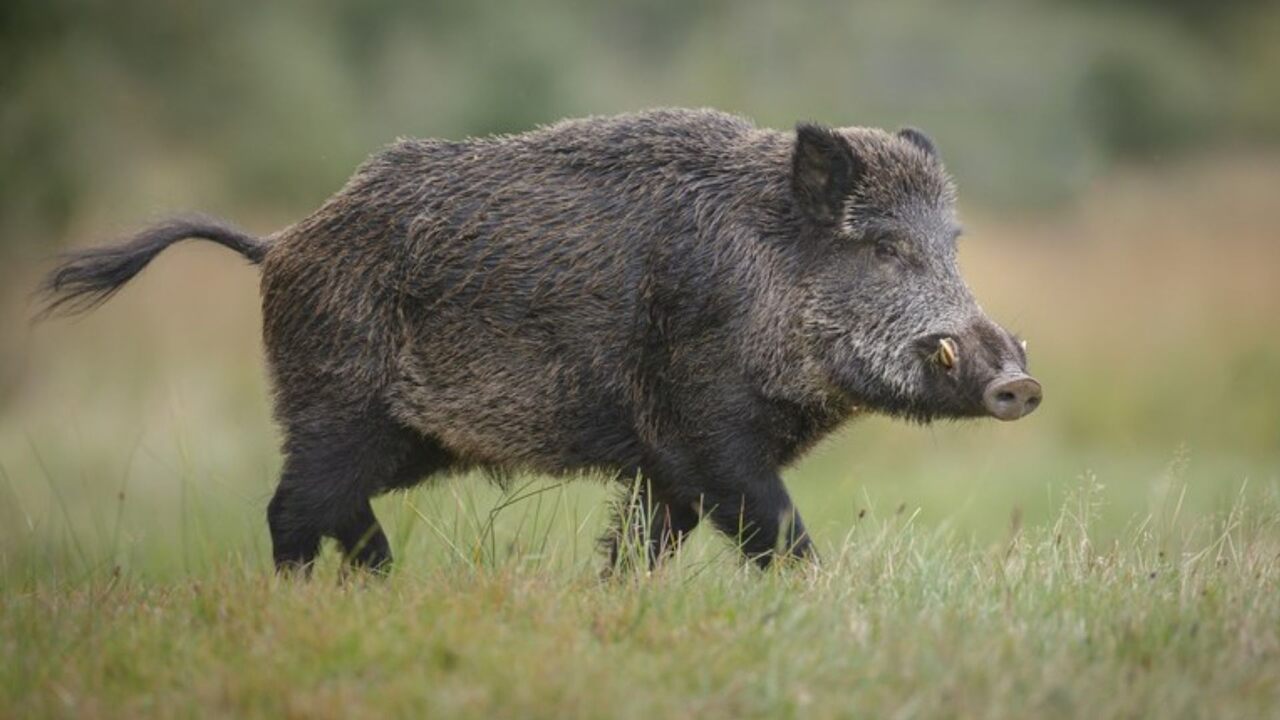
2 155 1278 718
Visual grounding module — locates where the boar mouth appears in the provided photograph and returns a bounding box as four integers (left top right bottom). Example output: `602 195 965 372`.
909 332 1043 421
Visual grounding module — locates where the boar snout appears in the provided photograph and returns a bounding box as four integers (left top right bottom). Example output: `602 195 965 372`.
982 374 1042 421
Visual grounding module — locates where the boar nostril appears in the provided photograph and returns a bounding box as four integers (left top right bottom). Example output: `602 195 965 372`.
983 375 1042 421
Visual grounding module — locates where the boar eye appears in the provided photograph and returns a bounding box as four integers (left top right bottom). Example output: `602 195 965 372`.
874 240 900 262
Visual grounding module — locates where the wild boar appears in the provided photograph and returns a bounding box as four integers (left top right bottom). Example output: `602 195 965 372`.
39 109 1041 574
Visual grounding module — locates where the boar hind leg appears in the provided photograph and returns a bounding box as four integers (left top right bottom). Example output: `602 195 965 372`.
268 406 448 575
333 500 392 573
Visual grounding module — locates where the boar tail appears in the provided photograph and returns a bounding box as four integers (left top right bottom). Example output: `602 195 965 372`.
34 215 268 319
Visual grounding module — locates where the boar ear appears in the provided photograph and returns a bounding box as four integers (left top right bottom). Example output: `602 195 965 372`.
792 123 862 226
897 127 939 160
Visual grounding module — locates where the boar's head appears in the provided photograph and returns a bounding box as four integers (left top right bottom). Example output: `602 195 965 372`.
789 123 1041 423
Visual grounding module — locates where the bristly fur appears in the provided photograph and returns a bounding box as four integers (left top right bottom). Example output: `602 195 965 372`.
35 108 1034 575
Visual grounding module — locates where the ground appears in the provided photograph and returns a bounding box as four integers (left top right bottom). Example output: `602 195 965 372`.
2 157 1279 718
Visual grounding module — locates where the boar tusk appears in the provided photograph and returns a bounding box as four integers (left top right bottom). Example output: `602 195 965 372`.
1019 339 1028 353
937 337 958 369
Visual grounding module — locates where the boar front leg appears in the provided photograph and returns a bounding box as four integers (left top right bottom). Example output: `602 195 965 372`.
652 440 817 569
602 476 702 573
700 473 815 568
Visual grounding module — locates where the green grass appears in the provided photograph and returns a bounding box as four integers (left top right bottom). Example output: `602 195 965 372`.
3 159 1280 717
3 473 1278 719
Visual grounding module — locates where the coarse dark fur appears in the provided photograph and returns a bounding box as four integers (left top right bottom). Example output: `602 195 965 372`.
37 108 1038 574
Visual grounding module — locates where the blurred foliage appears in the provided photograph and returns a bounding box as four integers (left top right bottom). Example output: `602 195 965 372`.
2 0 1279 257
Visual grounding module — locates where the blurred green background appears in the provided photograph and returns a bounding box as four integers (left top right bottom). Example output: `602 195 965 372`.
2 0 1278 576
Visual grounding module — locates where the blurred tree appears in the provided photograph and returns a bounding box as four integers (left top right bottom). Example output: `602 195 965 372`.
1065 0 1271 45
1 0 1276 261
1 0 82 254
1081 51 1211 159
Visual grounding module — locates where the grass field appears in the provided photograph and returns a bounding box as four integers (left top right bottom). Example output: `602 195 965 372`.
2 156 1279 718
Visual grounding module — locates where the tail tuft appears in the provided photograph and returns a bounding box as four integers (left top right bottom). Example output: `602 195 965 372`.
35 215 266 319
